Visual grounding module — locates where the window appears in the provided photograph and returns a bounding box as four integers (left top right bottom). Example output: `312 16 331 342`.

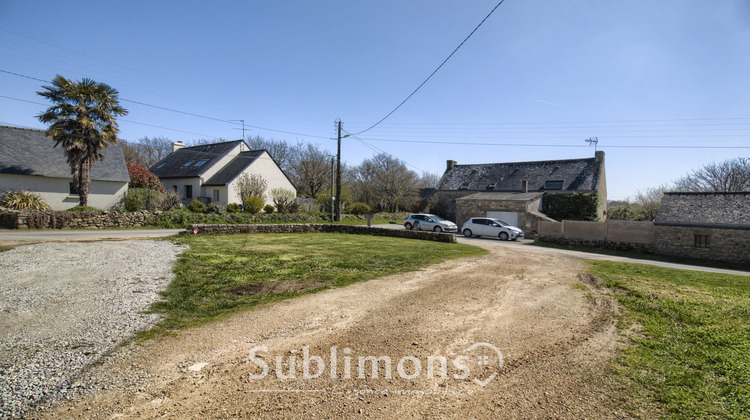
213 189 220 202
486 182 497 190
544 180 564 190
459 182 470 190
185 185 193 199
155 163 166 169
194 159 208 167
182 160 194 167
69 182 78 195
694 234 710 248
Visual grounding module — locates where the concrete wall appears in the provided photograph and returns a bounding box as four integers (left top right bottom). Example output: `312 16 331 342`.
184 223 456 243
0 174 127 210
654 225 750 265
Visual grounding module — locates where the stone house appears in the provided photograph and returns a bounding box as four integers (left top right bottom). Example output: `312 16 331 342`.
654 192 750 265
0 125 129 210
150 140 295 206
433 151 607 235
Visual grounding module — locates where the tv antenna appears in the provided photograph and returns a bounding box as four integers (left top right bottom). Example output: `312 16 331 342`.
585 136 599 152
229 119 246 139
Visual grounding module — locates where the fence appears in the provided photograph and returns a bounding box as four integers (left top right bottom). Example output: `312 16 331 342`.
538 220 654 252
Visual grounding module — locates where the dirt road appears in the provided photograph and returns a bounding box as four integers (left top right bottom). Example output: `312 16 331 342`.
42 245 629 419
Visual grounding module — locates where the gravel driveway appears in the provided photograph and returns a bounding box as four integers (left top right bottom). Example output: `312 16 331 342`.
0 240 184 418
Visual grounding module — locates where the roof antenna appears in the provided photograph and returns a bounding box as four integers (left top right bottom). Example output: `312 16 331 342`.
585 136 599 152
230 119 246 140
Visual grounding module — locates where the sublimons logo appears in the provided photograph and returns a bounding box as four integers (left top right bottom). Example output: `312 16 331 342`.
247 342 504 388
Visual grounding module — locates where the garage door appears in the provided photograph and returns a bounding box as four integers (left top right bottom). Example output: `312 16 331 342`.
486 211 519 227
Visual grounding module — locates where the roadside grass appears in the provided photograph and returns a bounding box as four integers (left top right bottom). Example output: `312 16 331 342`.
532 241 750 272
589 261 750 419
144 233 485 337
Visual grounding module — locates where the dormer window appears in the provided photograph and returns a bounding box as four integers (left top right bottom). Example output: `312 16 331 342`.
459 182 470 190
486 182 497 190
544 180 564 190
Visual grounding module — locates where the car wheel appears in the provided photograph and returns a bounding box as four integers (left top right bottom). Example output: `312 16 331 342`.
433 226 442 233
463 229 472 237
414 221 421 230
404 223 412 230
499 232 509 241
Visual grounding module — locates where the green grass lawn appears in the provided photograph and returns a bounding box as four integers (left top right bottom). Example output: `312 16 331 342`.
589 261 750 419
147 233 485 335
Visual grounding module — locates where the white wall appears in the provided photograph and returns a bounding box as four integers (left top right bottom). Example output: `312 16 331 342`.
227 152 297 205
0 174 127 210
162 178 202 203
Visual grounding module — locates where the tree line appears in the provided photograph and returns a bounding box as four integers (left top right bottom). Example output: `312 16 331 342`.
121 135 440 213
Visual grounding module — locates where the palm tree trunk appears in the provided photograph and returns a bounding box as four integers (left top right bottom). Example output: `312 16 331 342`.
78 157 92 207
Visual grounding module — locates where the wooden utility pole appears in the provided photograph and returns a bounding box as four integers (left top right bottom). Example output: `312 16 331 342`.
335 120 342 221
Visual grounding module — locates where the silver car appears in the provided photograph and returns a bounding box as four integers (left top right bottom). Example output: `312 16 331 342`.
461 217 524 240
403 213 458 232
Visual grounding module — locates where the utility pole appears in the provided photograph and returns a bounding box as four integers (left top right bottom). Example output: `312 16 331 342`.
335 120 342 221
330 156 335 222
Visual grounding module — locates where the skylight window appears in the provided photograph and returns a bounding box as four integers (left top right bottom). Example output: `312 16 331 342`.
183 160 194 167
544 180 564 190
194 159 208 167
155 163 166 169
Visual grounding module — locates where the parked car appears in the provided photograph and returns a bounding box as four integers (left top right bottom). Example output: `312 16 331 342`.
403 213 458 232
461 217 524 241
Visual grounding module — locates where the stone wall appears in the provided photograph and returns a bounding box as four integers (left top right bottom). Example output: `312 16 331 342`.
2 210 155 229
184 224 457 243
654 225 750 265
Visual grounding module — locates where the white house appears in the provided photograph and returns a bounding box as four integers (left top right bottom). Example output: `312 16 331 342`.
150 140 296 206
0 125 130 210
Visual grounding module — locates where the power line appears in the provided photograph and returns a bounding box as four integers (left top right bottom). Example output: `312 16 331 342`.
355 136 750 149
352 0 507 135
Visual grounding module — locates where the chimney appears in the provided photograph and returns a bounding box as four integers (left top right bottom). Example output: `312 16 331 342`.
522 180 528 193
447 160 457 171
172 141 186 152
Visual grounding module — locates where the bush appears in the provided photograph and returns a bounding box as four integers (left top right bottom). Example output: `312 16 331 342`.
349 202 371 215
204 202 225 214
125 188 164 211
542 192 599 221
188 200 205 213
0 190 50 211
227 203 241 213
155 189 182 211
126 163 165 192
270 188 297 213
243 195 264 214
264 204 275 214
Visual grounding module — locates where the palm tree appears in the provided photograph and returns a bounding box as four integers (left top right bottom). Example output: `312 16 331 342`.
37 75 128 207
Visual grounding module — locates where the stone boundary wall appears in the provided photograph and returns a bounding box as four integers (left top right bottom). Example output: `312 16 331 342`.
1 210 155 229
184 224 457 243
538 220 655 253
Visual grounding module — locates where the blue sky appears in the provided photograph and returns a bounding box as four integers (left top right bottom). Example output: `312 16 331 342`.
1 0 748 200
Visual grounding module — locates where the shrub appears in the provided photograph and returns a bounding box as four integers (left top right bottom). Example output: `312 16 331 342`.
542 192 599 221
125 188 165 211
126 163 165 192
155 189 182 211
243 195 264 214
0 190 50 211
204 202 225 214
227 203 241 213
264 204 275 214
188 200 205 213
270 188 297 213
349 202 371 215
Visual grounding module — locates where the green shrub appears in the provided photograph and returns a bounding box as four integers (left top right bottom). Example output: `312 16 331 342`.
188 200 205 213
264 204 275 214
66 206 102 213
0 190 50 211
349 202 371 215
227 203 240 213
243 195 264 214
125 188 165 211
204 202 225 214
542 192 599 221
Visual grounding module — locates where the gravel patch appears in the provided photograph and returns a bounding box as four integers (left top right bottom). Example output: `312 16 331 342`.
0 240 185 419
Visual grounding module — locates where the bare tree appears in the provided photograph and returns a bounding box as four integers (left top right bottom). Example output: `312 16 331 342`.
673 158 750 192
417 172 440 189
138 136 173 167
290 143 330 199
246 135 296 174
236 173 267 202
352 153 419 212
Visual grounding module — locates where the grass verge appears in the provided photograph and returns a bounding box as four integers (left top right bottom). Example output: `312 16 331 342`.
589 261 750 419
145 233 485 337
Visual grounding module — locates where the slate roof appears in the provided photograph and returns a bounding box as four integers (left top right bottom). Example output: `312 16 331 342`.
0 125 129 182
150 140 244 179
438 154 604 193
455 192 544 202
654 192 750 228
204 150 265 186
